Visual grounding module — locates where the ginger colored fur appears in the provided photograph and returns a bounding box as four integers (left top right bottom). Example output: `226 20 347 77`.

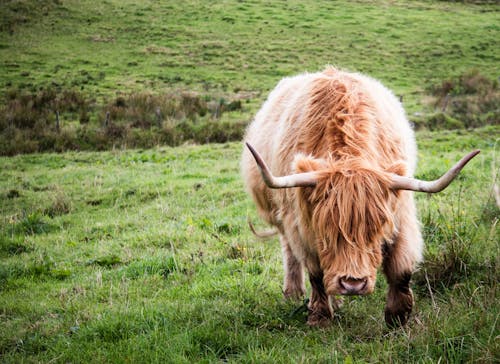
241 67 423 326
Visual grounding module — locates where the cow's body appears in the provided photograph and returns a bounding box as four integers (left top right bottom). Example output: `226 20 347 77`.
241 68 424 326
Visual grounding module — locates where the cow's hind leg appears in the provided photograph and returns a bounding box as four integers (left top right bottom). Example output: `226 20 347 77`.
280 235 305 299
383 194 423 328
307 271 333 326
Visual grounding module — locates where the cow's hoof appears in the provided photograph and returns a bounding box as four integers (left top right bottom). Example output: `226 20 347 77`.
385 287 413 328
384 307 411 328
307 309 332 327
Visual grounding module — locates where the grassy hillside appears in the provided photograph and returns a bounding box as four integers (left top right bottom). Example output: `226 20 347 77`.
0 0 498 146
0 126 498 362
1 0 499 97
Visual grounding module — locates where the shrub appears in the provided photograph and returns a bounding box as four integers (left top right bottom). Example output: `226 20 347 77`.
426 112 464 131
0 87 90 130
0 88 250 155
428 69 499 128
0 235 31 256
44 188 72 217
15 212 53 235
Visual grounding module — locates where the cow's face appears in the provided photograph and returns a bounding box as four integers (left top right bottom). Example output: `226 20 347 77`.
319 237 384 296
306 163 396 296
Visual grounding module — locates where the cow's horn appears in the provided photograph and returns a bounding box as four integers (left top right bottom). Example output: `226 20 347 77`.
390 150 480 193
246 143 319 188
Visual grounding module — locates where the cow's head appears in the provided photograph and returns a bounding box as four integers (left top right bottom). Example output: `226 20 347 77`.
246 143 479 296
299 157 396 296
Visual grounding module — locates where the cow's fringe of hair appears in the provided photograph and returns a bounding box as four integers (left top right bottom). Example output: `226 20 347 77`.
293 69 404 276
315 162 395 246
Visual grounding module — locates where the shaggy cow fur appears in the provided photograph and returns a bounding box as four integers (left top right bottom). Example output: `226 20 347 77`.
241 67 423 327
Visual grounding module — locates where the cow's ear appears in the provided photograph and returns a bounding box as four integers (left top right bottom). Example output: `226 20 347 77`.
293 154 327 173
386 161 407 177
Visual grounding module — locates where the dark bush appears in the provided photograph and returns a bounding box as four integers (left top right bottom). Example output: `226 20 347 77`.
104 123 127 140
79 108 90 124
0 88 250 155
428 69 499 129
180 92 208 119
426 113 464 131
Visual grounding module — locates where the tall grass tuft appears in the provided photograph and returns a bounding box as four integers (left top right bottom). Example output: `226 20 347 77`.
414 190 498 295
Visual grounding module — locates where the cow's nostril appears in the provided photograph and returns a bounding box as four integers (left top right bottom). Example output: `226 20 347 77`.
339 277 367 294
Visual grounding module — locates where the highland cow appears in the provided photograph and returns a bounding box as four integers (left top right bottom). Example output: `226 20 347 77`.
241 67 479 327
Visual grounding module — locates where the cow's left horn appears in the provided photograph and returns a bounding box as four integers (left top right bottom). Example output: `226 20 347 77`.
390 150 480 193
246 143 319 188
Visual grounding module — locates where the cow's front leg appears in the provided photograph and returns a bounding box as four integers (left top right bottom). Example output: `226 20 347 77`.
307 271 332 326
280 235 305 299
384 267 414 328
383 194 422 328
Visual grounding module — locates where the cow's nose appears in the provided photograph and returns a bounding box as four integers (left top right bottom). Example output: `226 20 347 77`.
339 276 368 295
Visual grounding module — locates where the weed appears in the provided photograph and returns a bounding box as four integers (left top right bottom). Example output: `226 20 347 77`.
87 254 122 268
6 189 20 199
15 212 52 235
123 256 178 279
226 244 247 260
0 234 30 256
44 188 72 217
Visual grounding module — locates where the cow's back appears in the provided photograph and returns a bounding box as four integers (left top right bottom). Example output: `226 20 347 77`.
241 73 316 225
241 68 417 226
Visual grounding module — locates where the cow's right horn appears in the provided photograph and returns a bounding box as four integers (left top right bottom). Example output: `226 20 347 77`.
246 143 319 188
390 150 480 193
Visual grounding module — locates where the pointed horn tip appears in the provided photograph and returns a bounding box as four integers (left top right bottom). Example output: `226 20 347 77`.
468 149 480 158
245 142 258 158
460 149 480 165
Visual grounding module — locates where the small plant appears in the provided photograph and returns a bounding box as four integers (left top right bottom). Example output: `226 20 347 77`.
87 254 122 267
0 234 31 256
226 244 247 260
44 189 72 217
15 212 52 235
6 189 20 199
124 256 178 279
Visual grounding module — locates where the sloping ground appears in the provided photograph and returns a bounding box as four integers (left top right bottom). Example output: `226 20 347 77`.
0 126 498 362
1 1 498 102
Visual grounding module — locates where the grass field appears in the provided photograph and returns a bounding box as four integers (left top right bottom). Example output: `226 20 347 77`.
1 0 499 113
0 1 498 154
0 125 499 362
1 0 499 362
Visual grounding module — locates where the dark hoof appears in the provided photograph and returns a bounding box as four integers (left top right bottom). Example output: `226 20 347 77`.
384 307 411 328
307 307 333 327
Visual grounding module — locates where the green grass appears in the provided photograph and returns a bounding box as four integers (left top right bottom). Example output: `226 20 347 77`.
1 0 499 112
0 126 498 362
1 1 498 156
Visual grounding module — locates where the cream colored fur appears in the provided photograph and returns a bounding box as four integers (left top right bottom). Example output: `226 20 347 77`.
241 67 423 326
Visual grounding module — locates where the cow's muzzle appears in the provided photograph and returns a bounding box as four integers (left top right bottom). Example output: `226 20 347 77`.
338 276 368 295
